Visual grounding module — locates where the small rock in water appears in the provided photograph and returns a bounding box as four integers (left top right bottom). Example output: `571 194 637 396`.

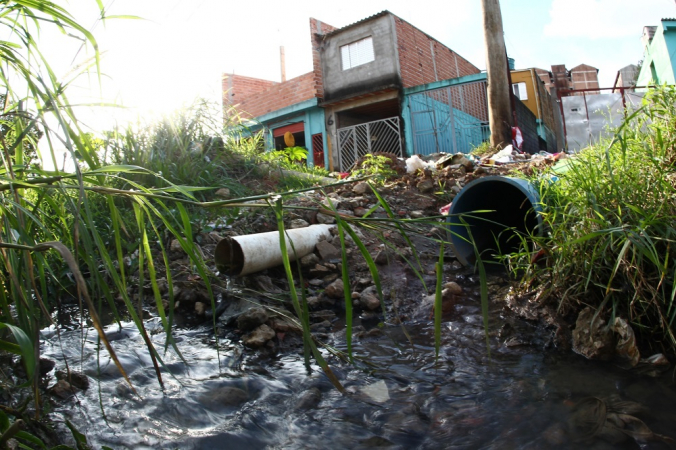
49 380 75 399
360 293 381 311
237 307 269 331
242 324 275 348
200 386 248 408
443 281 463 295
294 387 322 410
194 302 207 316
55 370 89 390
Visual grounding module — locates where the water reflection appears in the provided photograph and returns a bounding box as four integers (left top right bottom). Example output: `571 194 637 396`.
41 301 676 450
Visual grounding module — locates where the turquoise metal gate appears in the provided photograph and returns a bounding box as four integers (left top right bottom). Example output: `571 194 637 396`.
409 79 490 155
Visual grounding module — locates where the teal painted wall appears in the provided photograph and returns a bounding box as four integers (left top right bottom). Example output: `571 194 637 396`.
637 21 676 86
239 98 327 168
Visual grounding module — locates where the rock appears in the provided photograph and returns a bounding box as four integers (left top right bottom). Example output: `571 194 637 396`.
324 279 344 299
316 212 336 224
268 317 299 333
410 210 425 219
316 240 340 261
55 370 89 390
170 239 183 253
322 273 339 284
195 302 207 316
288 218 310 229
374 249 389 265
306 296 321 309
200 386 248 408
39 358 56 377
255 275 283 294
295 387 321 410
352 181 369 195
542 423 567 446
443 281 463 295
242 324 276 348
353 206 367 217
310 320 331 331
417 179 435 193
300 253 320 267
572 307 616 361
215 188 230 198
308 278 324 287
361 292 381 311
310 264 330 276
49 380 75 399
236 307 269 331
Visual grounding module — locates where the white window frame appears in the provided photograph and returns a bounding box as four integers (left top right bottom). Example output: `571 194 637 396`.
340 36 375 70
512 82 528 100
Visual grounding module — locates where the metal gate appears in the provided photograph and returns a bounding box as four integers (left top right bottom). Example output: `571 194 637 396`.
561 89 645 152
409 80 489 155
336 117 401 171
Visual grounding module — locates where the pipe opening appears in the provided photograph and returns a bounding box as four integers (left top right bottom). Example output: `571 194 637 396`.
214 237 245 276
448 176 542 266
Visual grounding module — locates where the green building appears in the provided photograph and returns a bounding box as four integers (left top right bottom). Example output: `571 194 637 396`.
637 19 676 86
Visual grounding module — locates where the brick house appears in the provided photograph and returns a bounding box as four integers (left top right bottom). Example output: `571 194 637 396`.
534 64 600 96
223 11 483 171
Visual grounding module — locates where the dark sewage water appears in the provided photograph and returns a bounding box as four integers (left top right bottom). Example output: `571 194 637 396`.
40 297 676 450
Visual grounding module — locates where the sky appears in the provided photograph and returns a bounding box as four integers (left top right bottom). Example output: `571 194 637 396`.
42 0 676 132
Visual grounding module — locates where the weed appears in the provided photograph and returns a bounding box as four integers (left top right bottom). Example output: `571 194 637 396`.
352 153 397 185
507 87 676 352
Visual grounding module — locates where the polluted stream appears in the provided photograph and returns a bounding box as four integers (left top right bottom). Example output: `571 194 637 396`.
41 280 676 450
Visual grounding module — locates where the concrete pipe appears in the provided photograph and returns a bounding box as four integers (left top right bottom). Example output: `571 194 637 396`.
215 224 335 277
447 176 542 266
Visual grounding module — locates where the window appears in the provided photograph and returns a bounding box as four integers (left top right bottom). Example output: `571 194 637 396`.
341 37 374 70
512 82 528 100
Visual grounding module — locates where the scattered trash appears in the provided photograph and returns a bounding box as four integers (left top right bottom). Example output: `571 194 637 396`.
512 126 523 150
611 317 640 367
488 145 515 164
568 395 673 446
360 380 390 403
405 154 436 174
439 202 452 215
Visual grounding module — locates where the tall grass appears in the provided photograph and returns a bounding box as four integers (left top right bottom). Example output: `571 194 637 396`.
0 2 222 432
507 87 676 352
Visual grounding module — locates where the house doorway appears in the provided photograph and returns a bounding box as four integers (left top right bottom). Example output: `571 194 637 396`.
335 99 402 171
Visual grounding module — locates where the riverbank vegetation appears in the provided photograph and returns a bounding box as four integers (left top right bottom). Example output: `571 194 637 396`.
508 87 676 354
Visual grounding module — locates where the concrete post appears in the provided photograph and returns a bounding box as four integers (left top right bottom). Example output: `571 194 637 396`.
481 0 513 149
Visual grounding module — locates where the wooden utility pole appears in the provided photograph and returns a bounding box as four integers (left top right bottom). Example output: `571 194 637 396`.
481 0 512 149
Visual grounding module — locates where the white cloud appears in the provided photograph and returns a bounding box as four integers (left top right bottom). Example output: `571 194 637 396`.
544 0 676 39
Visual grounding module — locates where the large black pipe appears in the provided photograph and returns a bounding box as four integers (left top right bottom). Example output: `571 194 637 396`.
447 176 542 266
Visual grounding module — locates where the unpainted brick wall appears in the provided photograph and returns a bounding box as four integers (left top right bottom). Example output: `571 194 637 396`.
230 72 318 119
310 18 338 99
393 17 480 88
